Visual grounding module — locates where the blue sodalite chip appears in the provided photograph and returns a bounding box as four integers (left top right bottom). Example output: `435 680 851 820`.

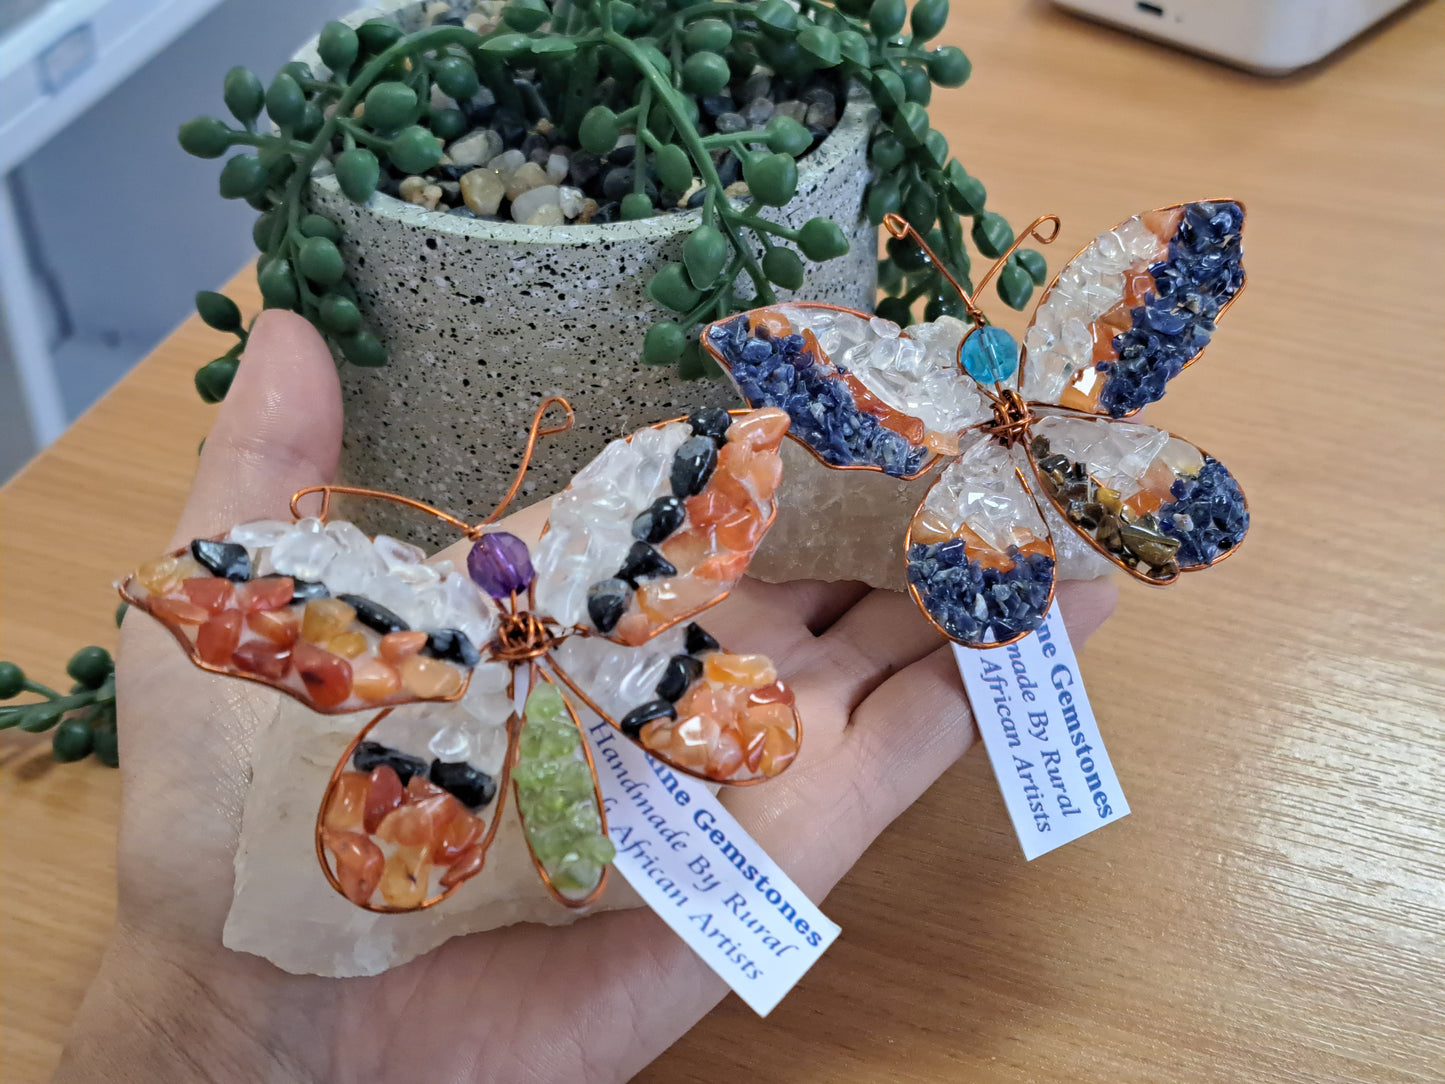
1156 457 1248 567
1100 200 1245 418
906 542 1055 645
706 315 928 477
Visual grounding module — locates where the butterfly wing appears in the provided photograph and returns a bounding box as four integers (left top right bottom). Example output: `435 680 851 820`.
702 302 993 475
905 431 1057 648
512 676 612 907
316 661 515 910
119 520 498 714
545 617 800 784
531 406 789 646
1019 200 1245 417
1027 410 1249 583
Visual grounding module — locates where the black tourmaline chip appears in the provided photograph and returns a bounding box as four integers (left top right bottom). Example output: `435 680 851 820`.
337 594 410 635
617 541 677 586
190 539 251 581
353 740 428 785
424 628 480 667
619 699 677 739
631 494 686 543
686 407 732 444
587 578 632 633
670 435 718 497
684 622 719 655
429 759 498 809
290 578 330 602
656 654 704 702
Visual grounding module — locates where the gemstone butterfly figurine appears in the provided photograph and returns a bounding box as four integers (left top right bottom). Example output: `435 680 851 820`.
118 400 800 912
702 201 1250 648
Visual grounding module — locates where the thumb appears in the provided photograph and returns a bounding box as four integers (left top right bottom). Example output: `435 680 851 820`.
169 310 343 548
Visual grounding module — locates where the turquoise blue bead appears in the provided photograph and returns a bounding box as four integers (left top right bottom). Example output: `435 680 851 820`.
959 325 1018 383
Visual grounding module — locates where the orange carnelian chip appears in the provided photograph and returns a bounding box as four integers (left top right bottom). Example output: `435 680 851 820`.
351 657 401 702
713 507 763 551
246 608 299 646
235 576 294 612
328 631 369 659
363 765 405 834
301 598 355 644
726 407 789 451
660 527 716 574
742 726 768 773
135 555 203 595
638 577 716 623
759 727 798 776
379 847 430 908
613 612 653 647
666 716 714 772
231 640 291 679
323 829 384 905
292 642 353 708
323 771 370 832
1141 206 1184 243
1090 321 1120 364
406 775 446 801
747 680 794 707
379 630 429 665
376 803 435 848
433 809 484 863
639 719 673 754
684 488 735 528
694 551 748 582
182 578 234 614
925 430 961 456
707 729 745 778
910 508 953 545
748 309 791 338
397 655 462 699
1100 301 1134 334
151 596 211 625
196 610 243 665
704 653 777 687
441 843 487 888
745 701 795 733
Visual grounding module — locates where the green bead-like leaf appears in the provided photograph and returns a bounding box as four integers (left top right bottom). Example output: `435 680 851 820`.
503 0 550 32
621 193 653 220
18 704 64 733
755 0 799 37
195 357 239 403
764 115 811 157
655 144 693 192
877 257 904 292
642 320 687 364
434 55 480 101
195 291 242 332
945 160 986 215
798 26 842 66
265 73 306 129
870 68 907 112
280 60 313 85
920 128 949 169
869 0 906 37
927 45 971 87
837 29 871 66
684 18 732 53
894 101 929 146
997 262 1033 309
923 288 968 322
341 330 387 367
874 295 913 325
682 51 730 94
683 224 729 288
218 154 266 200
222 66 264 124
252 211 278 251
319 294 362 334
529 35 577 56
335 148 380 203
92 724 118 767
1016 248 1048 286
67 646 112 689
297 236 345 285
972 211 1014 258
258 258 299 309
0 661 25 699
295 101 325 141
743 153 798 206
318 21 359 73
886 234 930 271
870 131 905 170
635 42 671 75
911 0 949 41
51 716 93 762
864 178 901 225
429 106 468 142
900 63 932 105
648 263 703 313
356 19 403 56
388 126 442 174
902 183 935 232
479 32 531 57
579 106 620 154
609 1 637 32
762 247 804 290
798 217 849 261
178 116 233 159
364 81 418 131
677 340 718 381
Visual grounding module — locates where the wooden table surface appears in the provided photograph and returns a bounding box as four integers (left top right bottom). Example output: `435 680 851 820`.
3 1 1442 1080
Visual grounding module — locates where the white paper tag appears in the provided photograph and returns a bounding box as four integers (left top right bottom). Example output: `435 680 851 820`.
580 714 840 1017
951 602 1129 859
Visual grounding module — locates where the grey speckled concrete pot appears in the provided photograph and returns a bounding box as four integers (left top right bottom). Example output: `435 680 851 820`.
297 23 878 549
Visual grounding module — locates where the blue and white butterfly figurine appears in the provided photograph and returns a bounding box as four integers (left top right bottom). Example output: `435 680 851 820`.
702 201 1251 649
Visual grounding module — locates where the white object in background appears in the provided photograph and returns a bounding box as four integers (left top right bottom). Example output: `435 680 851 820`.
1051 0 1415 75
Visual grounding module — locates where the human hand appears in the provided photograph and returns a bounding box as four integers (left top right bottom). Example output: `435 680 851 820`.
57 311 1116 1082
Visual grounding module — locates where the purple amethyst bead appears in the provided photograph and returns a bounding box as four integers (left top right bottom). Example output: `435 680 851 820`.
467 532 534 598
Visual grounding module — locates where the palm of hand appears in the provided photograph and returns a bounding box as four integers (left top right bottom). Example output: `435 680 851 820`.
61 312 1115 1083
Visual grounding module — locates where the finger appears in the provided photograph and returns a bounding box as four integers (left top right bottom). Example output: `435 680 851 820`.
168 310 343 548
726 576 872 635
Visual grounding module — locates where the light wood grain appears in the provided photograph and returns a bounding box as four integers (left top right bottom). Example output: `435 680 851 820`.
3 1 1442 1079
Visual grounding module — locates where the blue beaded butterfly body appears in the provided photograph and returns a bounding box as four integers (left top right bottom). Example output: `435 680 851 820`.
703 201 1251 649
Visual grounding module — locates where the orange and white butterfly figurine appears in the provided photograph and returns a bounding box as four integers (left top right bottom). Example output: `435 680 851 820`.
118 399 799 911
702 201 1250 648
